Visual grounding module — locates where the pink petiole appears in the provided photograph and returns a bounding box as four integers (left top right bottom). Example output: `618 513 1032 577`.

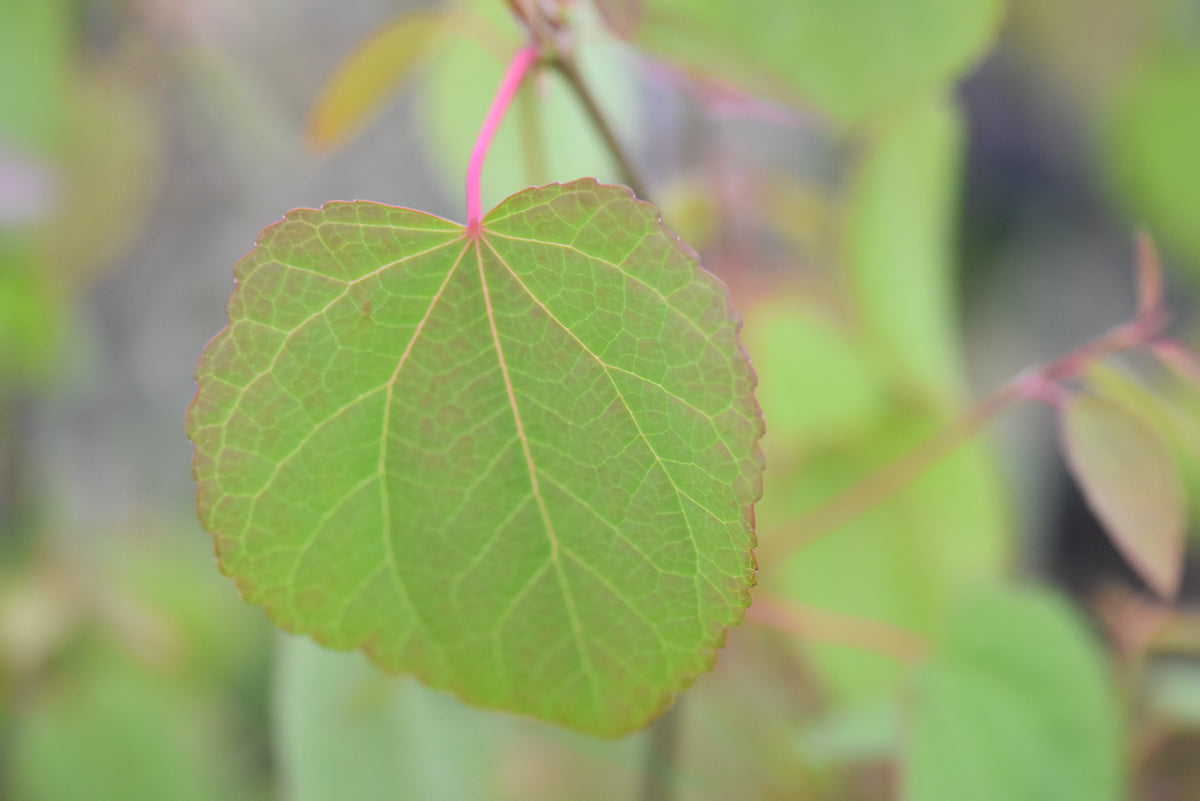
465 44 540 235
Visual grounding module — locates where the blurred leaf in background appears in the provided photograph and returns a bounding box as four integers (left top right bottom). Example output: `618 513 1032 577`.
626 0 1004 125
904 586 1123 801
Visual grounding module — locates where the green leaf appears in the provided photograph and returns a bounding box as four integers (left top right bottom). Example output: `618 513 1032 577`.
1059 393 1186 598
764 417 1008 701
1102 56 1200 272
740 297 887 452
307 10 453 151
631 0 1002 125
275 637 502 801
10 655 249 801
0 0 70 155
847 95 966 403
187 180 763 736
905 586 1123 801
0 236 62 380
38 68 161 284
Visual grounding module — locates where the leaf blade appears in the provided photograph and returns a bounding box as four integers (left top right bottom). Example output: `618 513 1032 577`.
904 587 1123 801
1059 393 1186 598
187 180 763 735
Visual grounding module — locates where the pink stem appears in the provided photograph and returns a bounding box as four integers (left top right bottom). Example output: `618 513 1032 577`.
466 44 540 232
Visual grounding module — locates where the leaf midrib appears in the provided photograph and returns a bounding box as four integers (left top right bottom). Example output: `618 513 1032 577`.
474 239 605 718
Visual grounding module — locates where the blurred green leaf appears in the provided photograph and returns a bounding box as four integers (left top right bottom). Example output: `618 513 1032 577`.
308 10 453 151
0 237 62 380
904 586 1123 801
632 0 1002 125
37 68 161 284
275 637 502 801
764 413 1008 701
1102 56 1200 272
0 0 69 155
847 95 965 403
1059 392 1186 598
106 532 269 686
10 653 251 801
742 297 887 451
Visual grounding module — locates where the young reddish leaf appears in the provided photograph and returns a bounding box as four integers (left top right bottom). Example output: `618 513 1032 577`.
307 10 452 151
186 180 763 736
595 0 645 39
1058 393 1186 598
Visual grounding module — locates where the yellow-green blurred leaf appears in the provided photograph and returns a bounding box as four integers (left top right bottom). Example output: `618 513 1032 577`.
37 68 161 284
847 95 965 404
0 0 70 155
1102 57 1200 272
742 297 887 452
1059 393 1186 598
276 637 503 801
308 11 453 151
762 413 1009 701
905 586 1123 801
632 0 1002 126
0 238 62 379
10 655 251 801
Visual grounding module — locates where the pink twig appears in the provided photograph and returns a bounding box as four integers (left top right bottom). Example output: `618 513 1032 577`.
1013 371 1072 408
466 44 540 233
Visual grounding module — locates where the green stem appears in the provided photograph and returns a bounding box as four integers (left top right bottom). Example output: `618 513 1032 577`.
638 701 683 801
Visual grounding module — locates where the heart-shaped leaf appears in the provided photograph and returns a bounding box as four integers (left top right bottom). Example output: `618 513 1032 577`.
186 180 763 735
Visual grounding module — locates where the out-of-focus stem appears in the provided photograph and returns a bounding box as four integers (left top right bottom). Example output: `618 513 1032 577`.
638 701 683 801
746 592 931 664
549 54 650 202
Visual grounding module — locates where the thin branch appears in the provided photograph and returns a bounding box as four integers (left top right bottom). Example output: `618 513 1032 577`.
754 382 1023 570
746 592 931 664
549 53 651 202
638 700 683 801
757 279 1175 572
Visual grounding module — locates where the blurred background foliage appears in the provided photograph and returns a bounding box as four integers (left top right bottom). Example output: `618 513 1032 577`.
2 0 1200 798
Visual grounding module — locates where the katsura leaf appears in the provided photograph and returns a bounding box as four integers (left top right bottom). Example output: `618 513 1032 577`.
186 180 763 736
